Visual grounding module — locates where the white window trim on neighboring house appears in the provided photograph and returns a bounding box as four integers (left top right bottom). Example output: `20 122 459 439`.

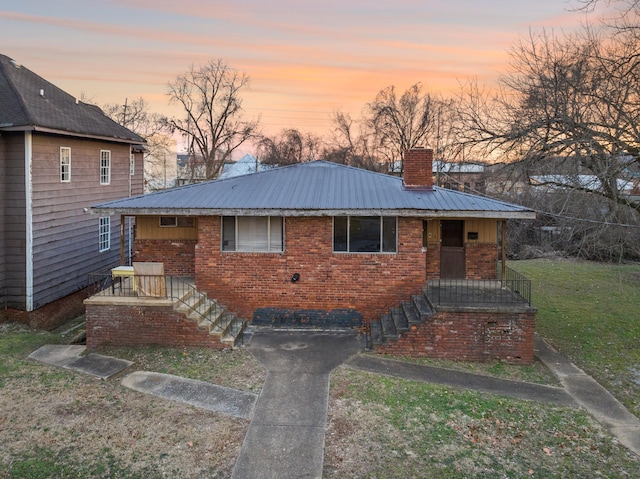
100 150 111 185
333 216 398 253
222 216 284 252
130 152 135 176
99 216 111 252
60 147 71 182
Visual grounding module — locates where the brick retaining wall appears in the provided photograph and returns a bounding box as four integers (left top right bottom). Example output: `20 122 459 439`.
376 307 536 364
85 299 224 349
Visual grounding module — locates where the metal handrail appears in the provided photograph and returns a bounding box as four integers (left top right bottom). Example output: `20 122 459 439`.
426 265 532 307
88 271 224 327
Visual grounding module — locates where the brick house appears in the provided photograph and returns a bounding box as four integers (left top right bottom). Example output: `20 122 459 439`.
0 54 145 328
87 148 537 362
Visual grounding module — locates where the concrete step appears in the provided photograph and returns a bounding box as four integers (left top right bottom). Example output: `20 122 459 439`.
221 318 247 347
173 284 245 349
370 320 383 345
380 313 397 340
390 306 409 333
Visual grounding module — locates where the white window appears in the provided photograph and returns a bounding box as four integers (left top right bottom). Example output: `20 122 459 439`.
99 217 110 252
333 216 397 253
222 216 283 252
130 152 135 176
100 150 111 185
60 147 71 182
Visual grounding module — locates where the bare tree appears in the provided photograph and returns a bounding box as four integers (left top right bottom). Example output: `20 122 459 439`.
103 97 176 189
325 111 381 171
365 83 440 172
256 128 323 166
458 26 640 213
165 60 259 180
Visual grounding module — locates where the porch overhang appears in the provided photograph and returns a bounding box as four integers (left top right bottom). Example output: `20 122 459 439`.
90 207 537 220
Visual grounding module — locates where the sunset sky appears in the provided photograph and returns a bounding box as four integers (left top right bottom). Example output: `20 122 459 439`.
1 0 607 152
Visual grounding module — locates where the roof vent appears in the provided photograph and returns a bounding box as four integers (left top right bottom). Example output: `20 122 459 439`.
9 59 20 68
39 89 45 98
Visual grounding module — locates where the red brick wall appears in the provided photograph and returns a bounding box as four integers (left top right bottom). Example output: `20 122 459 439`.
425 243 440 280
133 239 196 276
465 243 498 280
376 308 536 364
5 287 90 330
85 302 224 349
425 242 498 280
195 216 426 323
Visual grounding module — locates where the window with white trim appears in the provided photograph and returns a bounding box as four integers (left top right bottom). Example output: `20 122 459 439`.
99 217 111 252
333 216 397 253
130 152 135 176
60 147 71 182
100 150 111 185
222 216 283 252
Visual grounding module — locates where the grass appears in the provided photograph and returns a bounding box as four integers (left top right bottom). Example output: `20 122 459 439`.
2 259 639 477
510 258 640 417
325 367 640 478
0 322 263 479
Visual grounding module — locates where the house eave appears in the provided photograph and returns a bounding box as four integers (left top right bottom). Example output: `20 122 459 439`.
91 207 536 220
0 125 145 145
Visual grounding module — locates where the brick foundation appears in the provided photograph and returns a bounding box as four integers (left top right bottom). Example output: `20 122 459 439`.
376 306 536 364
4 287 90 330
85 299 225 349
133 239 196 276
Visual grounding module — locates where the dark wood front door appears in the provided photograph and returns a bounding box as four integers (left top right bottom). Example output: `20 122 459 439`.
440 220 465 279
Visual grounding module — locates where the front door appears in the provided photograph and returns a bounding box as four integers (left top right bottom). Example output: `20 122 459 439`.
440 220 465 279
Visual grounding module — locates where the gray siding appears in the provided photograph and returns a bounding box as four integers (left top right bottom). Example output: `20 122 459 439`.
28 134 140 308
0 134 5 308
2 133 27 309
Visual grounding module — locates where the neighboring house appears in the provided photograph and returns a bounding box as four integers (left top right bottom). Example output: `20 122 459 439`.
87 148 538 363
218 154 272 179
0 54 145 329
434 160 486 194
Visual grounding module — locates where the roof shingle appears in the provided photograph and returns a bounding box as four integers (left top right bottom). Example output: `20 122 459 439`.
0 53 144 144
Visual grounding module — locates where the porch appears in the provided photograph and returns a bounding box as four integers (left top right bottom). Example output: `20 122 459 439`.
371 263 536 364
84 267 246 349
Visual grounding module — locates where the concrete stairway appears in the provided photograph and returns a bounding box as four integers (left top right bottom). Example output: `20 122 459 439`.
370 287 434 347
174 286 246 348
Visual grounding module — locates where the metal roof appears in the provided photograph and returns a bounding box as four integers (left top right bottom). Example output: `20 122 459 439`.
93 161 536 219
0 54 144 144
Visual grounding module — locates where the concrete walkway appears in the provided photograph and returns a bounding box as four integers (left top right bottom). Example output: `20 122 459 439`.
231 330 364 479
28 330 640 473
534 334 640 456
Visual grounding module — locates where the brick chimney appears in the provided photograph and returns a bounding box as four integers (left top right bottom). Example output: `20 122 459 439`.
403 147 434 190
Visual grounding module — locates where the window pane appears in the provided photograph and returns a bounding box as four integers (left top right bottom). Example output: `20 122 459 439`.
349 216 380 252
333 217 348 252
269 217 283 252
99 217 110 252
222 216 236 251
238 217 268 251
382 217 397 252
60 147 70 182
100 150 111 185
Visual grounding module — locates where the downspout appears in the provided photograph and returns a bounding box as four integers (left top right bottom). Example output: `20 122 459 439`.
501 219 507 281
120 215 126 266
25 131 34 311
128 150 132 264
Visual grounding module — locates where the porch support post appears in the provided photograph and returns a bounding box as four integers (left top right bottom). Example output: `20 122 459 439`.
120 215 125 266
501 219 507 279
